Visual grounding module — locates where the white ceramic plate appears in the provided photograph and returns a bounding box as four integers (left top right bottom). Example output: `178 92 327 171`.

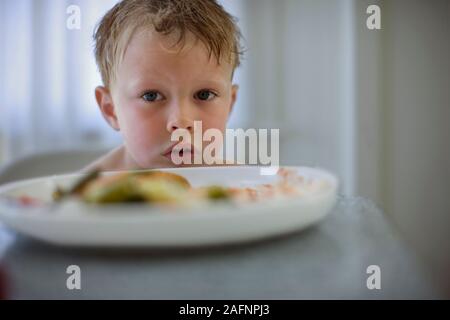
0 166 338 247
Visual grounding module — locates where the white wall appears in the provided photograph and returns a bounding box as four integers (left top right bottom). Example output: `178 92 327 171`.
356 0 450 293
0 0 3 106
383 0 450 292
354 0 385 206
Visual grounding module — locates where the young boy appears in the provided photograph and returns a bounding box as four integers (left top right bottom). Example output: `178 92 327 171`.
82 0 242 172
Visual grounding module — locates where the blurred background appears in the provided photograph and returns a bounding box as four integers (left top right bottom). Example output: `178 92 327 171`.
0 0 449 294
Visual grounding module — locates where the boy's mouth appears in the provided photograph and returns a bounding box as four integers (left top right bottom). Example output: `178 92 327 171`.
162 142 198 164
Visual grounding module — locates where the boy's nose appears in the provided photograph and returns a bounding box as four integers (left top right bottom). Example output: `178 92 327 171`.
166 106 195 133
168 121 193 133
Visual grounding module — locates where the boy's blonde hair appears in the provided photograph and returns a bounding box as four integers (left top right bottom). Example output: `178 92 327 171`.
94 0 243 88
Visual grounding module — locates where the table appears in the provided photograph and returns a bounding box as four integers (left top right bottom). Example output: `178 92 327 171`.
0 196 441 299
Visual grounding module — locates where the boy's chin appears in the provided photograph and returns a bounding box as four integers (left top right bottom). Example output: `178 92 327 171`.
160 157 225 168
164 161 205 168
145 158 198 169
137 156 230 169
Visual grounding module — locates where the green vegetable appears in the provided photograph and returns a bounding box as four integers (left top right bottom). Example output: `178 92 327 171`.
206 186 230 201
83 175 143 204
53 169 101 201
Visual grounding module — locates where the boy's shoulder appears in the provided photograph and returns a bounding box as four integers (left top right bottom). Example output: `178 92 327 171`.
79 145 126 173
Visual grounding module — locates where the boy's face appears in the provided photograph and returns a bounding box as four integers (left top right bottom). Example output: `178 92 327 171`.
95 29 238 168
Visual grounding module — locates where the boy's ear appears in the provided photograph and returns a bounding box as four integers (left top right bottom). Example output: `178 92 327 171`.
229 84 239 117
95 86 120 131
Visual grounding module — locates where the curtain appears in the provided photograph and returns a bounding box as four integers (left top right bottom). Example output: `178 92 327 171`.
0 0 123 162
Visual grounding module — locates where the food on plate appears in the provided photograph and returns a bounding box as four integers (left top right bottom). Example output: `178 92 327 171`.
54 170 193 204
50 167 329 207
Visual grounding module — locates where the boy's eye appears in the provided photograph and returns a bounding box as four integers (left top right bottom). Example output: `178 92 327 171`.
142 91 163 102
195 90 217 101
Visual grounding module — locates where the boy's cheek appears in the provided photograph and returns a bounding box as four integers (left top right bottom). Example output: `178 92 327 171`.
203 113 229 131
116 103 156 130
124 120 165 145
123 128 165 165
115 107 163 143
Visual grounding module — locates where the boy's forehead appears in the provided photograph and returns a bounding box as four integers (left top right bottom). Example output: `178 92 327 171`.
118 28 233 82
